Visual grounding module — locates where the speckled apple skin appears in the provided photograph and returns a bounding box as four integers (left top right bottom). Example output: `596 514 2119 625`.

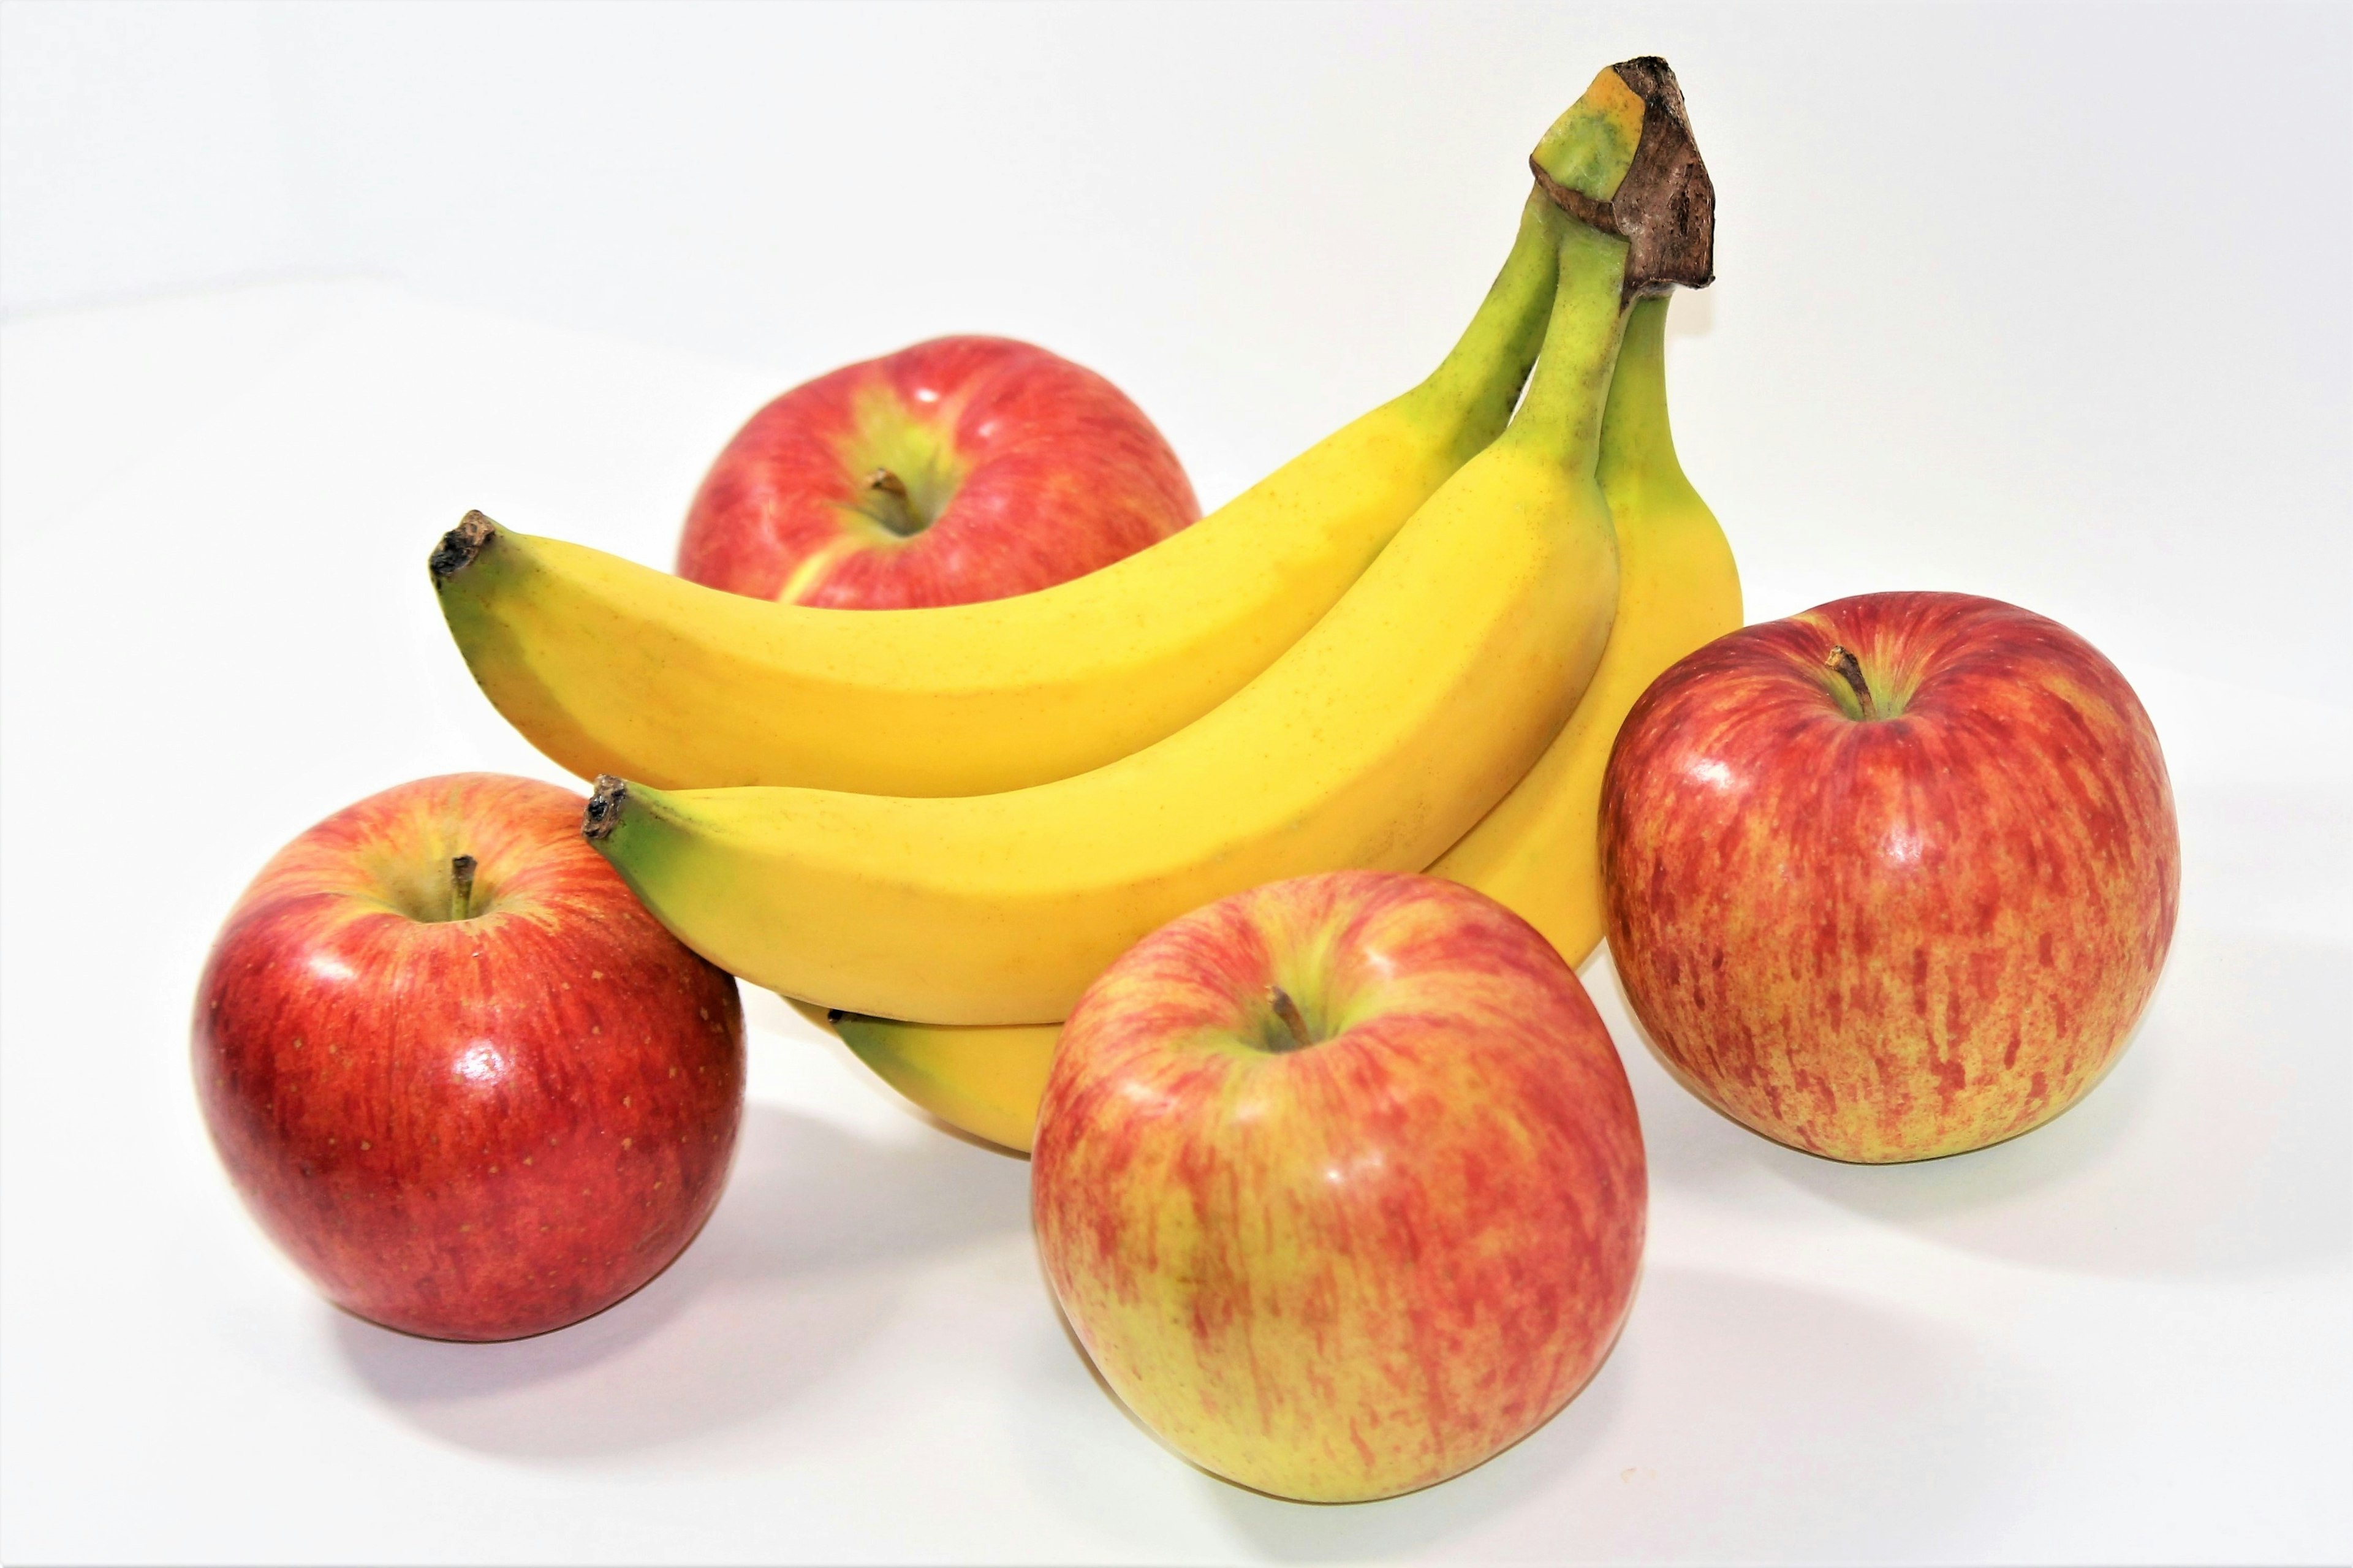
193 774 744 1341
1033 871 1645 1504
1601 593 2179 1164
677 335 1197 608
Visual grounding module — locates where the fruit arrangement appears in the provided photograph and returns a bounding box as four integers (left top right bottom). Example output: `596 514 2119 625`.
194 57 2178 1506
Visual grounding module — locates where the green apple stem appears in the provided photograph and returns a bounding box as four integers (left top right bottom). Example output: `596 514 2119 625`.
1265 985 1314 1051
450 855 477 922
862 468 924 538
1827 646 1876 719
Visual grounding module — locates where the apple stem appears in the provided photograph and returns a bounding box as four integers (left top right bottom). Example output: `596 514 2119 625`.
450 855 477 922
1266 985 1314 1051
1827 645 1876 719
862 468 926 537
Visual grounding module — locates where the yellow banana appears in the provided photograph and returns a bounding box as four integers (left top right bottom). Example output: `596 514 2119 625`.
583 216 1640 1025
796 58 1729 1148
799 297 1735 1149
836 1014 1059 1154
1427 290 1740 964
430 195 1566 798
782 996 1053 1154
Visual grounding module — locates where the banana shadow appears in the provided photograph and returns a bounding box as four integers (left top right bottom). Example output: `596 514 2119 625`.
1590 927 2351 1280
332 1101 1032 1458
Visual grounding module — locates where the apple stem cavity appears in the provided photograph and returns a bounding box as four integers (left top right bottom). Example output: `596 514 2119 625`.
1265 985 1316 1052
1827 645 1876 719
449 855 478 922
862 468 926 538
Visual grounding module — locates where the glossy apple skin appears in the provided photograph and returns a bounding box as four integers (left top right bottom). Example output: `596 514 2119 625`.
676 335 1198 608
1033 871 1645 1503
1601 592 2179 1164
192 774 745 1341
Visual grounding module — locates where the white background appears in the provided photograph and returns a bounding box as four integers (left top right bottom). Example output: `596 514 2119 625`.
2 3 2347 1563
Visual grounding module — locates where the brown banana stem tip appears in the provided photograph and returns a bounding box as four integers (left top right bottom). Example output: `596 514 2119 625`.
429 510 499 581
1533 55 1716 298
1826 645 1876 718
582 775 628 842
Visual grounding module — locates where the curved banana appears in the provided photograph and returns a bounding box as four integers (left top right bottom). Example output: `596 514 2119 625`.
835 1014 1059 1154
795 58 1729 1147
584 218 1638 1025
1427 290 1740 964
783 996 1053 1153
793 1011 1047 1154
431 195 1566 798
801 297 1736 1150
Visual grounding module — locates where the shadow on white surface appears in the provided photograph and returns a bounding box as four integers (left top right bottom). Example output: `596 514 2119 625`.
1004 1259 1634 1558
1199 1328 1634 1561
1764 931 2351 1279
1203 1264 2029 1562
1606 926 2352 1281
332 1102 1031 1458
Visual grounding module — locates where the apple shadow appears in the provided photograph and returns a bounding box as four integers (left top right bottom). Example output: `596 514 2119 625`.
1593 927 2351 1281
1002 1252 1634 1558
1196 1324 1634 1561
332 1101 1033 1458
1202 1264 2028 1562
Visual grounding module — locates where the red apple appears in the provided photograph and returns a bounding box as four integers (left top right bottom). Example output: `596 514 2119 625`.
1032 871 1645 1503
1601 591 2180 1164
192 773 745 1341
676 335 1199 608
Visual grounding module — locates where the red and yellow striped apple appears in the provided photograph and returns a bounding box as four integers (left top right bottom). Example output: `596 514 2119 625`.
1032 871 1645 1503
192 773 745 1341
1601 591 2179 1163
676 335 1198 608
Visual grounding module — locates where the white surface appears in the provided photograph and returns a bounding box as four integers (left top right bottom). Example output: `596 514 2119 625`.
4 7 2350 1563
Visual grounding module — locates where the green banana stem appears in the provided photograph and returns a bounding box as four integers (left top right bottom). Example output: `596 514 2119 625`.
1495 221 1632 477
1402 189 1570 466
1530 57 1715 300
1529 70 1646 203
1596 295 1699 507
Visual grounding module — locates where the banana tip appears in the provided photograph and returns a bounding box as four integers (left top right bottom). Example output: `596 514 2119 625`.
582 775 628 843
430 510 498 582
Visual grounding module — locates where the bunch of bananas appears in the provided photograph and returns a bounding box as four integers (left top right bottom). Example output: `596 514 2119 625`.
431 59 1741 1152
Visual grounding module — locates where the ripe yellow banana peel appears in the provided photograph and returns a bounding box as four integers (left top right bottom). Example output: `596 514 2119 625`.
1428 292 1741 963
433 193 1567 798
584 216 1636 1025
805 59 1737 1149
816 1006 1059 1155
809 291 1738 1153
